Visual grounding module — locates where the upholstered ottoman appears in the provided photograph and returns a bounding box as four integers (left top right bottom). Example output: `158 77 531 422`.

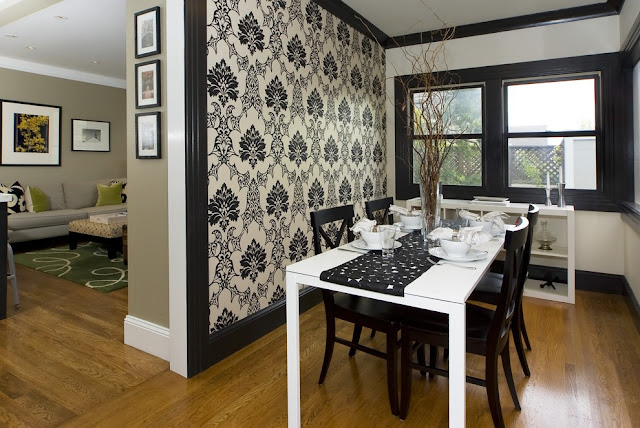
68 219 125 259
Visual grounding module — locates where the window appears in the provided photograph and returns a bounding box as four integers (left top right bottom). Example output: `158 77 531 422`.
505 77 598 190
411 86 483 187
394 53 626 211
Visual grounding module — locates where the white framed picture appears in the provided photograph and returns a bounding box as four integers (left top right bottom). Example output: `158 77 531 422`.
135 112 161 159
135 6 160 58
71 119 110 152
0 100 61 166
135 60 161 109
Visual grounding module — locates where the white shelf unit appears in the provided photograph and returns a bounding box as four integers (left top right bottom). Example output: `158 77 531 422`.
439 199 576 304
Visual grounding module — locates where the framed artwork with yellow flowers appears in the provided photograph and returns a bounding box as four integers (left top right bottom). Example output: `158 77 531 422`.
0 100 61 166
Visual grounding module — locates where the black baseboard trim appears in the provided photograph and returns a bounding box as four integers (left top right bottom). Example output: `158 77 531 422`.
207 287 323 365
622 278 640 335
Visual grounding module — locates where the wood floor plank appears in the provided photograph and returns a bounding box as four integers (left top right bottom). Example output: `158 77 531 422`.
3 264 640 426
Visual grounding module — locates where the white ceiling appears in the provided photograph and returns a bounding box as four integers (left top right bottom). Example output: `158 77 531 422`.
342 0 608 37
0 0 610 88
0 0 125 87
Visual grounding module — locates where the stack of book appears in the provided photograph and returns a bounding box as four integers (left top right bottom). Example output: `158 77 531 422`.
89 212 128 224
470 196 510 206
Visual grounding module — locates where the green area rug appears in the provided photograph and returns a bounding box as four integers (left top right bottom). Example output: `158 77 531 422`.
14 241 127 293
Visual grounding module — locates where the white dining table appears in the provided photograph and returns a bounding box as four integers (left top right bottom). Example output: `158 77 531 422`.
285 234 504 427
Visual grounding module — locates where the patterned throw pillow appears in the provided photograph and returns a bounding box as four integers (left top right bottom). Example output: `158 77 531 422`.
0 181 26 214
110 179 127 203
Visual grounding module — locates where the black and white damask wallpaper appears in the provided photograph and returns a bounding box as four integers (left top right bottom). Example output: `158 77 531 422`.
206 0 387 332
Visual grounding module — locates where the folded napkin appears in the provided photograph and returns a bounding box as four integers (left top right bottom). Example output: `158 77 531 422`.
458 209 509 231
351 218 376 234
458 209 480 221
427 227 454 240
457 226 493 246
389 204 409 216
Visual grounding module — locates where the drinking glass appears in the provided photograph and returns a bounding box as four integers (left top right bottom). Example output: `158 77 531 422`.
378 225 397 258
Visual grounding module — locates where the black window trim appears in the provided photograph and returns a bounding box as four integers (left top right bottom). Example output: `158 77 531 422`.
394 52 628 212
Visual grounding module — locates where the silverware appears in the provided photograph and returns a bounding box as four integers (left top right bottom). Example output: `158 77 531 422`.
337 246 369 255
427 257 476 270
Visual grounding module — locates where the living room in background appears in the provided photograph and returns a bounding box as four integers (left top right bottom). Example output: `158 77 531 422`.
204 0 386 357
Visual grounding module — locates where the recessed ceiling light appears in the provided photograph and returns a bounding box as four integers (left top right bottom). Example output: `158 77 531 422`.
25 46 36 50
5 34 18 38
54 15 68 20
90 60 101 64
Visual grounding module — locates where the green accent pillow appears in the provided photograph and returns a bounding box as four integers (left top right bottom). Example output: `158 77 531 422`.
30 186 50 212
95 182 123 206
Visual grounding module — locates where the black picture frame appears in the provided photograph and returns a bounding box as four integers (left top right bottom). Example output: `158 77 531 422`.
135 59 161 109
0 99 62 166
71 119 110 152
135 112 161 159
134 6 160 58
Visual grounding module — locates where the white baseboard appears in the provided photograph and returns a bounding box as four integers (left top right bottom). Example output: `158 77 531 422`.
124 315 170 361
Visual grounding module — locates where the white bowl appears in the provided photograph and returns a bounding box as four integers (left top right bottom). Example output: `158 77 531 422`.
469 220 494 232
440 239 471 258
400 214 421 229
359 230 384 249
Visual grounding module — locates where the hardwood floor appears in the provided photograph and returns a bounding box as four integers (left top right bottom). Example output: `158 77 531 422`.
3 265 640 426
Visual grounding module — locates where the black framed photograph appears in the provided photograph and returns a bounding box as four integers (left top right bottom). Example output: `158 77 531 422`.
135 112 161 159
135 60 161 109
0 99 61 166
135 6 160 58
71 119 110 152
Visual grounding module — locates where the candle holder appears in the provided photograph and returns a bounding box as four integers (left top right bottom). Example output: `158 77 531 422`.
557 183 566 207
544 187 552 207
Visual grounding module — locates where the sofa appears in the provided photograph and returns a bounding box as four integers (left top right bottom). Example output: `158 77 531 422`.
6 178 127 244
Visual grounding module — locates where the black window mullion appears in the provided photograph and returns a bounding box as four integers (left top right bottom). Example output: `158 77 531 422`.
485 78 503 196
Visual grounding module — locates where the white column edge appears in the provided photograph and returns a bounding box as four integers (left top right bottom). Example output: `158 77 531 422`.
124 315 170 361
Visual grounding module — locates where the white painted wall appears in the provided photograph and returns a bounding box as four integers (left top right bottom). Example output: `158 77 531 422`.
386 16 625 276
624 221 640 299
620 0 640 48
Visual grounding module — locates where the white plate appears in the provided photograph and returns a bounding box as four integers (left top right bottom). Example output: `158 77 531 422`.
352 239 402 251
428 247 488 262
472 196 509 202
393 222 421 231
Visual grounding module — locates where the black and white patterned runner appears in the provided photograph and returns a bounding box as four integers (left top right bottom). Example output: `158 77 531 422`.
319 232 438 296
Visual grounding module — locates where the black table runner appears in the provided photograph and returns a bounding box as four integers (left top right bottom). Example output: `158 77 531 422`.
319 232 438 296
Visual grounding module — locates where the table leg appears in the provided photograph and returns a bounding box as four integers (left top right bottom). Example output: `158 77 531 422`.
449 303 466 428
286 271 301 428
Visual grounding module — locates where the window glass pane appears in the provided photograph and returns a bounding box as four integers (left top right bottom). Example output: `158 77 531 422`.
413 139 482 187
508 137 596 190
413 87 482 135
507 79 595 132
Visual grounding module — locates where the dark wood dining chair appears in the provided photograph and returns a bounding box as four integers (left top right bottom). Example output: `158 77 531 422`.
310 204 403 416
399 217 529 427
365 196 394 225
469 204 539 376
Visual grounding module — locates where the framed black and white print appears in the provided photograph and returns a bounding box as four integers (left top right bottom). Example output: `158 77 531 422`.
135 6 160 58
135 60 161 109
71 119 110 152
135 112 161 159
0 99 61 166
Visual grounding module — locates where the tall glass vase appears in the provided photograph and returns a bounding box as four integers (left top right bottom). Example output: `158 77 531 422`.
419 178 442 241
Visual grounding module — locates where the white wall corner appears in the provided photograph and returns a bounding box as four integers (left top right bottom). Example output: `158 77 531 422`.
124 315 170 361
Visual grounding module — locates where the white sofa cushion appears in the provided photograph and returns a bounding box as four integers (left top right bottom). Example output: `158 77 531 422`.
7 209 87 230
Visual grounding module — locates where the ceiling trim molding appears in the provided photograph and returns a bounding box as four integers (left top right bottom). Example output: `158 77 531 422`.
385 2 621 48
311 0 389 45
0 56 125 88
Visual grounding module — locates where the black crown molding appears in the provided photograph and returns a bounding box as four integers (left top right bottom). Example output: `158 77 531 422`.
316 0 625 50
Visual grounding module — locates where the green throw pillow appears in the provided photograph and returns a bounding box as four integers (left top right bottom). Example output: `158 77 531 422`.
30 186 50 212
96 182 123 206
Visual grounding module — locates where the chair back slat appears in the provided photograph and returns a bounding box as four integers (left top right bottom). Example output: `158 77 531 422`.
365 197 394 225
490 216 529 350
514 204 539 307
310 205 355 255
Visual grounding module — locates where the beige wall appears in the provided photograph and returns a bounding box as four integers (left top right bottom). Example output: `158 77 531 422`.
0 67 126 185
126 0 168 327
624 221 640 299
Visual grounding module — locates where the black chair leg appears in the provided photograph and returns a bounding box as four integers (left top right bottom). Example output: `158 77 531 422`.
349 325 363 357
416 344 426 377
386 331 399 416
443 347 449 361
318 315 336 384
512 317 531 377
400 332 412 420
520 307 532 350
501 346 521 410
370 329 376 338
429 345 438 379
485 351 505 428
